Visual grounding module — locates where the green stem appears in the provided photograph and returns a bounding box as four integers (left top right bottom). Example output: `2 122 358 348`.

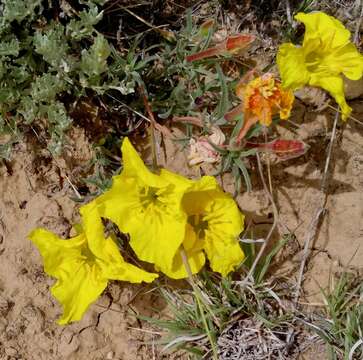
180 248 218 360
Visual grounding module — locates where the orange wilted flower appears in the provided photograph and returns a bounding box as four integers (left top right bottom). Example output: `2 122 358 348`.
186 34 255 62
226 73 294 142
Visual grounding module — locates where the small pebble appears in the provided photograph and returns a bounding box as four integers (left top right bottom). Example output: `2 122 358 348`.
0 317 8 332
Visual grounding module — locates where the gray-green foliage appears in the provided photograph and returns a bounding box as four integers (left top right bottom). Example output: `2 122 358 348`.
0 1 111 155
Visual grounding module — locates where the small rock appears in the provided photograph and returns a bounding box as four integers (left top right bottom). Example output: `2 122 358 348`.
58 329 80 357
344 76 363 100
0 295 9 315
0 317 8 332
106 351 114 359
294 86 328 109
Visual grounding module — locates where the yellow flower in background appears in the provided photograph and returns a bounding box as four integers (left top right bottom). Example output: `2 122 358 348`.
97 137 193 273
161 176 245 279
29 202 157 325
277 12 363 120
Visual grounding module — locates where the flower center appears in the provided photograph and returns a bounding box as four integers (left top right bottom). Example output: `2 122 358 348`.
260 79 277 98
188 214 209 239
81 243 96 263
303 37 342 75
139 186 162 209
305 49 326 73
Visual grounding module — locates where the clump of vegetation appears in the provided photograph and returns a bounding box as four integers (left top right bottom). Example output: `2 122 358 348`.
148 261 363 359
0 0 112 156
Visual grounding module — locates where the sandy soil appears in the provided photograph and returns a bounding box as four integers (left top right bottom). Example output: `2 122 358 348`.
0 97 362 359
0 129 173 360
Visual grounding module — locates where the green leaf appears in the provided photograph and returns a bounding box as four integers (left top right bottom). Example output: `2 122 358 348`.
31 73 67 103
1 0 42 23
80 34 111 86
0 141 13 160
66 4 103 41
230 113 245 140
214 64 230 120
0 87 21 105
34 23 70 69
0 36 20 57
9 65 31 84
45 102 72 132
255 235 290 284
45 103 72 155
18 97 39 124
234 157 252 192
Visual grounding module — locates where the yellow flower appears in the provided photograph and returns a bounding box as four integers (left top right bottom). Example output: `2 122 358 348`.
277 12 363 120
226 73 294 141
97 137 193 273
28 201 157 325
161 176 245 279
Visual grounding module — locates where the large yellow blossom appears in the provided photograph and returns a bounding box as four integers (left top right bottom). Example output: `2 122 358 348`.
277 12 363 120
160 176 245 279
96 138 193 272
29 202 157 325
97 138 245 279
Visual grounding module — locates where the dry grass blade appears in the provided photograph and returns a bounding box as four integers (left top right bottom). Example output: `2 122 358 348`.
349 338 363 360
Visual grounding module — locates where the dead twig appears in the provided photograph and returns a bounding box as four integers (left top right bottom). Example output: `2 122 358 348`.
353 0 363 45
140 87 159 170
285 0 293 25
293 111 340 306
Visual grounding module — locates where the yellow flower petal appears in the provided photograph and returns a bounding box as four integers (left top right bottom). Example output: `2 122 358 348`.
52 261 108 325
159 168 193 188
29 228 85 278
204 236 244 277
204 191 244 276
80 201 158 283
279 90 295 120
327 43 363 81
181 176 219 215
203 192 244 246
295 12 351 49
309 74 351 120
277 43 309 90
127 206 187 271
29 228 108 324
97 177 188 270
182 180 245 277
29 202 157 325
97 139 192 271
160 247 206 280
158 222 206 279
122 137 169 188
